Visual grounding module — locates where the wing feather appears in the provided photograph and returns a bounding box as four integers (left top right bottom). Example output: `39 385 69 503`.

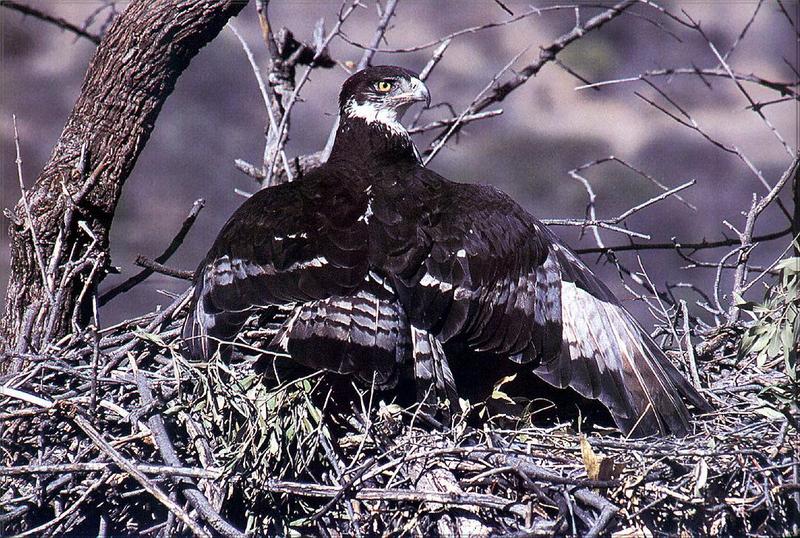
182 168 370 360
382 168 709 436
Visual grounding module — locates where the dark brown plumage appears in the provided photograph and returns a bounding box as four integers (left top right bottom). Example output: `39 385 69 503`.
183 65 710 436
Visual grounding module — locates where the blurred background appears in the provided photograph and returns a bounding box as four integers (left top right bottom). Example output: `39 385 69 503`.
1 1 797 330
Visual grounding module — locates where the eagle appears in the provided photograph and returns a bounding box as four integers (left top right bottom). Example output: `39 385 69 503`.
183 65 710 437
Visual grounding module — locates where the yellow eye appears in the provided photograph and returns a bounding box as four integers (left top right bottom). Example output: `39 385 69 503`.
376 80 393 93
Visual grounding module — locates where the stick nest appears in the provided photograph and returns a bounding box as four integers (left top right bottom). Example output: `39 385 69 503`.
1 293 798 537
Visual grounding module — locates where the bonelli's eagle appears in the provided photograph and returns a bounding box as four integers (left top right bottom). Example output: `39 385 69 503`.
183 66 710 437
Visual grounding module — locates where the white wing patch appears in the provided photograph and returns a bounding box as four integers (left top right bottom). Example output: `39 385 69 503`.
419 272 453 293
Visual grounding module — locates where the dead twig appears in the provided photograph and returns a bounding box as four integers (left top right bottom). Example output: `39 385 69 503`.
0 0 101 43
99 199 203 305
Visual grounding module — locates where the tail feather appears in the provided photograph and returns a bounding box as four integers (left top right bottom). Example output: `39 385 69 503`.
411 326 459 418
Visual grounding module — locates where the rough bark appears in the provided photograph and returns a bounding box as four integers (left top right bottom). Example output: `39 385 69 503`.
1 0 247 365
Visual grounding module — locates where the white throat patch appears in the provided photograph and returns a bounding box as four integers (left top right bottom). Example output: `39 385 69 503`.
343 98 423 164
344 98 408 138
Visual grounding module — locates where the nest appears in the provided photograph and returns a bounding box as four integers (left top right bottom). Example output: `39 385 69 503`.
1 290 798 537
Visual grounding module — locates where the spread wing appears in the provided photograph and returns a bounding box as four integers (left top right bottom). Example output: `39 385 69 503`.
539 244 711 436
370 172 563 364
183 169 371 360
374 169 709 436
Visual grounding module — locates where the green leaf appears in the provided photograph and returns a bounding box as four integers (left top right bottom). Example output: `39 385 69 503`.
774 257 800 274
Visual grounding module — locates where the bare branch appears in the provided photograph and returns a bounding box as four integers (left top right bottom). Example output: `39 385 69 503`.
426 0 637 150
407 109 503 134
729 157 799 319
575 68 799 99
264 0 361 186
418 38 452 82
721 0 763 62
707 40 795 158
99 199 203 305
424 45 530 164
575 227 793 255
227 23 294 183
12 116 50 300
0 0 101 44
544 181 695 241
356 0 399 70
70 409 212 538
133 256 194 281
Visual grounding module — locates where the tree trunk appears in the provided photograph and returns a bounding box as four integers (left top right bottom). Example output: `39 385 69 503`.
1 0 247 367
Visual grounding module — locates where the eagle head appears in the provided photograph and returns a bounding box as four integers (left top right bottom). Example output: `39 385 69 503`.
339 66 430 135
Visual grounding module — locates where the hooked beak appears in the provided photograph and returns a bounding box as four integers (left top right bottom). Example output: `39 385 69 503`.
396 77 430 108
409 77 431 107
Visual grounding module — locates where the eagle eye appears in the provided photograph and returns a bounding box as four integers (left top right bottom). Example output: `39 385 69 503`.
375 80 393 93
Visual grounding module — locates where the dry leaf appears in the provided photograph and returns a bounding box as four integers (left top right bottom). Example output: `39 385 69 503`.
580 435 624 481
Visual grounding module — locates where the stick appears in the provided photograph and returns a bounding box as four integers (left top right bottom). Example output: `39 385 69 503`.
99 199 203 305
0 463 220 479
0 0 101 44
133 256 194 280
356 0 399 71
134 367 246 538
70 410 211 538
12 115 51 300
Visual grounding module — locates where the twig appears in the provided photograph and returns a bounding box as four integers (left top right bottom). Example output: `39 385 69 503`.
99 199 203 305
739 234 800 295
576 227 792 255
356 0 399 71
615 180 695 223
429 0 637 147
729 157 799 320
12 115 51 301
681 300 702 389
424 45 530 164
340 4 575 54
227 23 294 184
263 479 526 517
576 68 799 100
707 40 795 158
11 472 111 537
0 462 221 479
134 367 246 538
570 156 696 211
634 81 736 155
721 0 763 62
541 180 696 238
133 256 194 281
419 38 452 82
541 219 650 240
0 0 101 44
69 409 211 538
574 489 618 538
264 0 360 186
407 109 503 134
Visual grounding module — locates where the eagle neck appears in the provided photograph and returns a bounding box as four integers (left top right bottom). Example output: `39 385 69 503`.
328 116 419 166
